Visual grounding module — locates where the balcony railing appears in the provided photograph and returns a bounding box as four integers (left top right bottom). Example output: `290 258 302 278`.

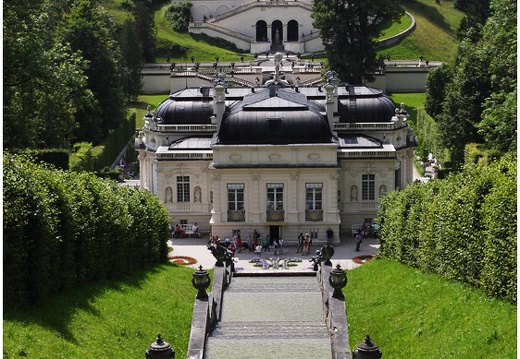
227 210 245 222
305 210 323 222
266 210 285 222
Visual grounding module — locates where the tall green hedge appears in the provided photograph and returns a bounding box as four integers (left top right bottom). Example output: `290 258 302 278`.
377 153 517 303
3 154 170 309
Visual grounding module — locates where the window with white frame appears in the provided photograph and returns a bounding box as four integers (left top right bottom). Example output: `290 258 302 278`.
227 183 244 210
176 176 190 202
362 174 375 201
305 183 323 210
267 183 284 210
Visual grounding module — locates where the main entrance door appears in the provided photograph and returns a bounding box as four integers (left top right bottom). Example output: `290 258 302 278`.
269 225 281 241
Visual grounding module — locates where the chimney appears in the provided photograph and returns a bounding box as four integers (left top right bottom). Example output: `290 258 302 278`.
213 84 226 131
324 82 337 132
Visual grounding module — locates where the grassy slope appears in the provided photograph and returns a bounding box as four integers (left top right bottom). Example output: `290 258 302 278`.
3 264 198 358
346 259 516 358
3 260 515 358
379 0 464 64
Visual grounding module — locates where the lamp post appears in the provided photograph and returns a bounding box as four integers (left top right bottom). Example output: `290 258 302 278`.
352 334 382 359
329 264 347 298
192 265 210 299
145 334 175 359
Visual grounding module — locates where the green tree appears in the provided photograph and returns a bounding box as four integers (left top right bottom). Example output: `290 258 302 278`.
133 0 158 63
436 40 489 167
118 18 144 103
311 0 403 84
3 0 95 150
59 0 128 142
424 64 453 118
478 0 517 154
165 2 193 33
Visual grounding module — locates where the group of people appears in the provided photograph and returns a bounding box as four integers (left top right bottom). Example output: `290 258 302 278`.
296 233 312 255
169 223 200 238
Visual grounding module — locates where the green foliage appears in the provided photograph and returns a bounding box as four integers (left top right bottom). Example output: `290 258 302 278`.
59 0 128 139
312 0 404 83
3 154 170 309
3 265 196 358
155 38 189 59
424 64 453 118
347 259 517 358
378 153 517 303
69 142 96 172
422 0 515 168
164 2 192 33
21 149 70 170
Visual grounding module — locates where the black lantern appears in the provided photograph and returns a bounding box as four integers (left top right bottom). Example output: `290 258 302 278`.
145 333 175 359
192 265 210 299
320 245 335 266
329 264 347 298
352 334 382 359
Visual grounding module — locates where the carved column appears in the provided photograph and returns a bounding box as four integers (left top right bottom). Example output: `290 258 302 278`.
211 174 222 223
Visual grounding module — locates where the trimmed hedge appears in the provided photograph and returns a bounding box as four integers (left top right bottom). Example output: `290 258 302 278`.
69 113 136 172
3 154 170 309
377 153 517 303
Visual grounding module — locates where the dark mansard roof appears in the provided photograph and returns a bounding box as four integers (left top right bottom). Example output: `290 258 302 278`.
153 85 396 143
216 87 332 145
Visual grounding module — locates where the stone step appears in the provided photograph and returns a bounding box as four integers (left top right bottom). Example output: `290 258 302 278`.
225 276 320 293
205 338 332 359
205 275 332 359
212 320 330 339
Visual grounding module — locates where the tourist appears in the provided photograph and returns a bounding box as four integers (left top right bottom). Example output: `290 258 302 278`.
236 235 242 253
303 233 311 255
255 243 262 257
355 231 362 252
193 223 200 238
273 238 279 255
247 235 253 252
297 233 304 253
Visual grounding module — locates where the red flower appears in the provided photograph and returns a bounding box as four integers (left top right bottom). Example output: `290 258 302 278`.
353 255 374 264
168 255 197 265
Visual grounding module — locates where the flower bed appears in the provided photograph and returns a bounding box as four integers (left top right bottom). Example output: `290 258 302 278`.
353 255 374 264
168 255 197 265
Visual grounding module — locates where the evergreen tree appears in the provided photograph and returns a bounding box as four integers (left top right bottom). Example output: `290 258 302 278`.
311 0 403 83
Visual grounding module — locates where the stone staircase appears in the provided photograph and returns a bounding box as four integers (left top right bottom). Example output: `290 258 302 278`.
204 276 332 358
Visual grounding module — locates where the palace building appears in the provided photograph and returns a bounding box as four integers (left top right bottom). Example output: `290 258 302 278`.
136 54 416 245
184 0 323 54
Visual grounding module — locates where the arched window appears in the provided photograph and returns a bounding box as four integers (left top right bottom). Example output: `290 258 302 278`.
256 20 268 42
287 20 299 42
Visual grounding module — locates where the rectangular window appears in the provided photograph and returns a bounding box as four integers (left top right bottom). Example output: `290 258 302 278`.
267 183 284 210
228 183 244 210
176 176 190 202
306 183 323 210
362 174 375 201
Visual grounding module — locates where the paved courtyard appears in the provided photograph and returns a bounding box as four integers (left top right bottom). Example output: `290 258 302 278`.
168 234 380 272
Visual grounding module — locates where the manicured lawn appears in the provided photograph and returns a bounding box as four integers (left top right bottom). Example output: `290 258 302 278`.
129 95 170 129
4 259 515 358
345 259 516 358
390 93 426 127
379 0 464 64
3 264 200 359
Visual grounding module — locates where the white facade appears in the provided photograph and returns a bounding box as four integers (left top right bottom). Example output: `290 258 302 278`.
136 58 416 245
182 0 321 53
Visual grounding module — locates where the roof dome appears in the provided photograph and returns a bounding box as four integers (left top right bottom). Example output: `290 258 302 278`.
155 90 213 125
217 88 332 145
337 86 396 123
